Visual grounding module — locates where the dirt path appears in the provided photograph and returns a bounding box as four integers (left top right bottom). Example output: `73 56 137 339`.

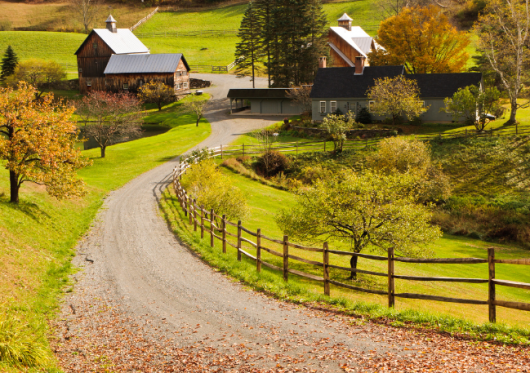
54 74 530 372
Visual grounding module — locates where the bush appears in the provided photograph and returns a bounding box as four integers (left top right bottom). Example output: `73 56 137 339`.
0 21 12 31
256 150 289 177
355 107 372 124
408 116 423 126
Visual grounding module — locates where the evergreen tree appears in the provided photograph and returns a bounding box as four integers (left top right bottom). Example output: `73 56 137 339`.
0 46 18 82
235 2 263 88
254 0 275 87
299 0 328 84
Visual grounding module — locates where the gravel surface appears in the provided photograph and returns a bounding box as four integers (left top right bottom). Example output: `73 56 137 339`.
54 74 530 372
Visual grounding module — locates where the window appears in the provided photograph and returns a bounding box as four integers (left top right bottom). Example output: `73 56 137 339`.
176 83 181 90
183 82 188 89
123 83 128 92
330 101 337 113
369 101 375 112
78 68 83 73
320 101 326 114
138 80 144 87
86 79 92 87
93 42 98 49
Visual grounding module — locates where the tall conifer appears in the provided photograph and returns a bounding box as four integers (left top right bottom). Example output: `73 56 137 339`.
235 2 263 88
0 46 18 82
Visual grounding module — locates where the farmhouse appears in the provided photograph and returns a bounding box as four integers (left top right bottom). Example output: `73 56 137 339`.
310 65 483 122
327 13 379 68
75 15 190 95
227 88 305 115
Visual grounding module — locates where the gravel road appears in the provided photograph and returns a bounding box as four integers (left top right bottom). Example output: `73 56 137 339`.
55 74 530 372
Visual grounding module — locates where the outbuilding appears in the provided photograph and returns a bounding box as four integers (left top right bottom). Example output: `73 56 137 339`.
227 88 305 115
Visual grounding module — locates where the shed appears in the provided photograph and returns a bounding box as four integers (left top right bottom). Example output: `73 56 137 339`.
227 88 305 115
104 53 190 94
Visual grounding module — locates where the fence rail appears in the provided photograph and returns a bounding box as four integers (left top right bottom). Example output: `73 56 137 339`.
172 148 530 324
130 7 159 31
135 29 238 38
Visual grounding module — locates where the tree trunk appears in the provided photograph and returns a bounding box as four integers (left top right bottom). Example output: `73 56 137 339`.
196 116 201 127
101 146 106 158
9 170 19 203
506 98 518 125
348 255 358 280
158 102 162 111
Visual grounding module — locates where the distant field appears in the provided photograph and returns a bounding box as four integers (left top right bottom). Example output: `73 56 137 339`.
0 1 157 32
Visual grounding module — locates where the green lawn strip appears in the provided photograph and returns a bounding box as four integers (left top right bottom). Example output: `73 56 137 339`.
160 184 530 345
185 165 530 328
0 95 211 371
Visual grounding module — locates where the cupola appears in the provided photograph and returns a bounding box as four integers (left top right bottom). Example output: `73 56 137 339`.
106 14 117 33
338 13 353 31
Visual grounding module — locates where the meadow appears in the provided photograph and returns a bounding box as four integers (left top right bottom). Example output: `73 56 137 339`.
0 95 211 371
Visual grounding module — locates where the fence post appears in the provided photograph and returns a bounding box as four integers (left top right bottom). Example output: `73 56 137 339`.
222 215 227 254
323 242 330 296
242 143 245 157
210 208 215 247
296 141 298 155
388 247 395 308
220 144 223 159
193 199 198 232
488 247 496 323
283 235 289 281
256 229 262 273
184 194 189 218
237 220 242 261
200 205 205 239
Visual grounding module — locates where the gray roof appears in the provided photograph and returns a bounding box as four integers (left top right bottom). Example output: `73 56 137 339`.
338 13 353 21
351 37 373 54
227 88 295 99
104 53 190 74
310 66 483 99
75 29 149 55
106 14 117 23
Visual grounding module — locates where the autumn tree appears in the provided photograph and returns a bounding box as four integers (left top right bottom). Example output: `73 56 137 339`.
367 75 428 125
0 83 90 203
71 0 101 33
182 95 208 127
443 84 502 131
276 170 441 279
0 46 18 82
138 81 176 111
285 85 313 114
7 59 66 100
76 91 144 158
322 113 356 152
181 159 249 223
474 0 530 125
235 1 264 88
369 5 470 74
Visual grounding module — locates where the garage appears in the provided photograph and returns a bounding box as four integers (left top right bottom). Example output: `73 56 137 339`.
227 88 305 115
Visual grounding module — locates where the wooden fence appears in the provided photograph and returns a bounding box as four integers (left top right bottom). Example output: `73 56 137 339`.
172 148 530 323
135 29 238 38
130 7 159 32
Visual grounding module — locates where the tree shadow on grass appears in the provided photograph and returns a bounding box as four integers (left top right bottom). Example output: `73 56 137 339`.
0 193 51 223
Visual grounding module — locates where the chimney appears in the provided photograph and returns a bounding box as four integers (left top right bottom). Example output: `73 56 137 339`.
106 14 117 33
338 13 353 31
319 56 327 69
354 56 365 75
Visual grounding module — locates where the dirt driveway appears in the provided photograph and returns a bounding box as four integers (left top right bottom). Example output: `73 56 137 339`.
55 74 530 372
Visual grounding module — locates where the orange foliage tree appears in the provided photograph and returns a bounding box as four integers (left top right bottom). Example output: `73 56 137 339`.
0 82 90 203
369 5 471 74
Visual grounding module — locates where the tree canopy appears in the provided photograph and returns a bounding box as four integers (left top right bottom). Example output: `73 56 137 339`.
369 5 470 74
0 82 90 203
235 1 263 88
277 170 441 279
7 59 66 100
366 75 428 124
138 81 176 111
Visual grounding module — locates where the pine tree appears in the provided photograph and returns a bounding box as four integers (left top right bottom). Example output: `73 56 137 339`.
299 0 328 83
0 46 18 82
235 2 263 88
254 0 275 87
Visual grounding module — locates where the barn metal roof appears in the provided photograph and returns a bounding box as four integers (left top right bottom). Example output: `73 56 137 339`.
338 13 353 21
75 29 149 55
104 53 190 74
330 27 372 57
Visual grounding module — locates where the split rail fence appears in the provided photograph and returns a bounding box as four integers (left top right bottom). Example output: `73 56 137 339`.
172 148 530 323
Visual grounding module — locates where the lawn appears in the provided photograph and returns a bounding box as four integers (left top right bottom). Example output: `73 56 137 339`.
0 95 211 371
163 165 530 332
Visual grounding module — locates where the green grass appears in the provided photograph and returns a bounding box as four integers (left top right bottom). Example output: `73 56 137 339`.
160 179 530 344
170 165 530 330
0 95 211 371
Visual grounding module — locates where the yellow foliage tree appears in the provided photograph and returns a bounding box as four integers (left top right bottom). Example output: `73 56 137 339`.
369 5 470 74
0 82 90 203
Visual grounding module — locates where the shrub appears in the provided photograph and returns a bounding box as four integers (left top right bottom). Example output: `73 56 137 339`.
355 107 372 124
256 150 289 177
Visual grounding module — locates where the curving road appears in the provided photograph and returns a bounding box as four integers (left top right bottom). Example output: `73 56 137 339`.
56 74 505 372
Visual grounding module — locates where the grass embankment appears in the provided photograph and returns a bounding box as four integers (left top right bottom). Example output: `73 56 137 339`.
0 1 157 32
0 95 211 371
160 171 530 344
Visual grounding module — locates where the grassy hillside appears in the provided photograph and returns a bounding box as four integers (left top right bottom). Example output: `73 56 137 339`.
0 96 211 371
